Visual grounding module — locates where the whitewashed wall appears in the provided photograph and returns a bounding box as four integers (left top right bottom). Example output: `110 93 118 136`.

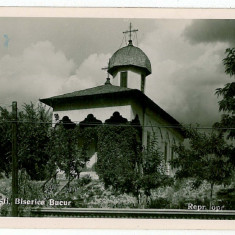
53 105 132 125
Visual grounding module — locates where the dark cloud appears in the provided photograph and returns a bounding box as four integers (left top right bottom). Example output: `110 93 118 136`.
183 20 235 46
142 20 229 127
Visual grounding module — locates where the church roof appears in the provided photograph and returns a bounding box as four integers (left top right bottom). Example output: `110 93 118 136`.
40 84 132 105
40 84 184 136
108 42 152 76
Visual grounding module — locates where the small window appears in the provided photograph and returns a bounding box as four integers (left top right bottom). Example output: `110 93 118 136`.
164 142 168 163
120 71 128 88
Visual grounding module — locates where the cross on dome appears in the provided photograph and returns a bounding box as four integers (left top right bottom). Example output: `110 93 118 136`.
123 22 138 45
102 60 111 85
102 60 110 77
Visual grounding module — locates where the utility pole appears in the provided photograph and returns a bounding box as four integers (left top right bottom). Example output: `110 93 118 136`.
11 101 18 217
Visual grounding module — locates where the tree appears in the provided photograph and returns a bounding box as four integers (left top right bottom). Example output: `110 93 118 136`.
171 127 233 205
0 106 13 177
0 103 92 183
214 48 235 140
96 125 172 207
17 103 52 180
171 49 235 207
46 124 91 187
0 103 52 180
0 103 51 180
139 132 173 204
96 125 141 196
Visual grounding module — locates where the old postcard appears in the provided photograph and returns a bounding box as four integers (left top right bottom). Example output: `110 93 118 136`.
0 7 234 229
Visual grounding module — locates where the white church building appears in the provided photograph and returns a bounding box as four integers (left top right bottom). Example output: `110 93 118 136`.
40 24 185 175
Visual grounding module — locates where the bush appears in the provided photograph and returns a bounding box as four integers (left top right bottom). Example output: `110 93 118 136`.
146 179 211 209
170 179 211 209
79 175 92 186
147 197 170 209
70 180 138 208
216 187 235 210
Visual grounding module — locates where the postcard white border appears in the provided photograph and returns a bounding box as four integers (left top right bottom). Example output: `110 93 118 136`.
0 0 235 8
0 7 235 19
0 217 235 229
0 7 234 230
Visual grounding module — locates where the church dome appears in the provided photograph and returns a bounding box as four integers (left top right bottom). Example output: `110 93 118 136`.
108 41 152 76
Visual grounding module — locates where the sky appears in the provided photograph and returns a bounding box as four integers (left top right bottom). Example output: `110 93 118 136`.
0 18 233 126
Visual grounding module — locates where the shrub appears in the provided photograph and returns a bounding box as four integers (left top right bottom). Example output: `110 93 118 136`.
147 197 170 209
216 187 235 210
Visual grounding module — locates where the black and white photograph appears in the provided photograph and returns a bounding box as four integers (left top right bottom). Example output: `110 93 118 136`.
0 15 234 220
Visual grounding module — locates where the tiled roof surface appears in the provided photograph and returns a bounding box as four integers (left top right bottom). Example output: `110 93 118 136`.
40 84 133 106
44 84 131 100
108 45 152 75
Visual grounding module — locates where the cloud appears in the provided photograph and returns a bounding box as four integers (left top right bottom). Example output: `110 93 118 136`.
0 40 111 109
183 20 235 46
139 20 230 126
0 19 231 127
0 41 75 106
62 53 111 94
0 18 156 69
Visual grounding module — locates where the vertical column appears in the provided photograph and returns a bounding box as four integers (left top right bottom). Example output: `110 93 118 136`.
141 74 145 93
12 101 18 217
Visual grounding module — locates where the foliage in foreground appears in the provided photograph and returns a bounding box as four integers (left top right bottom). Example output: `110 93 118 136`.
146 179 233 210
71 179 137 209
96 125 141 196
170 48 235 206
140 132 173 201
0 170 46 216
46 125 92 186
96 125 172 203
171 127 234 204
214 48 235 140
0 103 52 180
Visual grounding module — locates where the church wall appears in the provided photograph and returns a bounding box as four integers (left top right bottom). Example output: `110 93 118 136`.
144 109 183 175
52 96 135 124
130 99 183 140
53 105 132 124
130 100 183 175
51 95 183 176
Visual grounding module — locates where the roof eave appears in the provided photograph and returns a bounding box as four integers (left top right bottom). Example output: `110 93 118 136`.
39 90 134 108
108 65 151 76
39 98 52 107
